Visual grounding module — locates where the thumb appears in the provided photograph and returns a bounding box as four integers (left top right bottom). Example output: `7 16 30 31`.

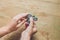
25 17 34 33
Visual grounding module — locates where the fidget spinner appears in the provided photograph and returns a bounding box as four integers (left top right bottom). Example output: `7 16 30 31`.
26 14 38 24
25 14 38 27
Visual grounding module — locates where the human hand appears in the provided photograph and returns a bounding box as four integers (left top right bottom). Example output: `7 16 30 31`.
20 17 37 40
0 13 28 37
7 13 28 32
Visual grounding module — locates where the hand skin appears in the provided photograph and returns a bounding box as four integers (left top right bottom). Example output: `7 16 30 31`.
0 13 28 37
0 13 37 40
20 17 37 40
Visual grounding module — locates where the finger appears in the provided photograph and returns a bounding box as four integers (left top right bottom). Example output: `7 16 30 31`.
20 18 25 21
16 19 27 28
17 18 25 24
29 17 34 28
26 17 34 32
13 13 28 21
33 25 37 33
25 22 29 28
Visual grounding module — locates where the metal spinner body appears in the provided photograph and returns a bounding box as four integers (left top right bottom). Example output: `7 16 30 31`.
27 14 38 24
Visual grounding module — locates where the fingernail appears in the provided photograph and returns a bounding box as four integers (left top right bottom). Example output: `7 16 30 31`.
30 17 33 21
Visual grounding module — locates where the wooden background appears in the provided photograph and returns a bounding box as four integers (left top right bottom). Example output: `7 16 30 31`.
0 0 60 40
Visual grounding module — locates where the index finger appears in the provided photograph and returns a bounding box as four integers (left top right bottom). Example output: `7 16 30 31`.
29 17 34 27
26 17 34 31
13 13 28 21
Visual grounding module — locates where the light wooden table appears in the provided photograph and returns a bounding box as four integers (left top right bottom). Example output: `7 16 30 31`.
0 0 60 40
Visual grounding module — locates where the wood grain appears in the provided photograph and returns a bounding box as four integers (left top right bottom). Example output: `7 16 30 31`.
0 0 60 40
